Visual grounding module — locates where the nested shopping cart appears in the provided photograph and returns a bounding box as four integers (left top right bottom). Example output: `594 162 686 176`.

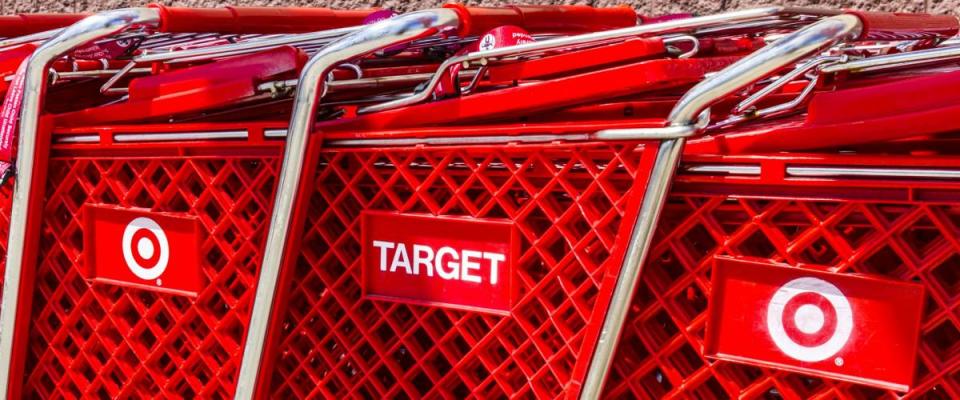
0 4 639 398
603 13 960 399
604 23 960 399
0 8 382 397
211 6 960 399
4 3 960 399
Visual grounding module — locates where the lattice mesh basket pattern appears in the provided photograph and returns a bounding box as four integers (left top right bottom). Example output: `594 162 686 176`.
262 142 659 399
21 153 279 398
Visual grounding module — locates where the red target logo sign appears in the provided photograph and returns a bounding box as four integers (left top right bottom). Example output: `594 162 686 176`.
766 277 853 364
705 257 925 392
85 205 204 296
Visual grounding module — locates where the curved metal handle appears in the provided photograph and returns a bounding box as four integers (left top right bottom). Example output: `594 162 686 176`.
234 9 462 399
668 13 862 126
579 14 863 400
0 7 160 398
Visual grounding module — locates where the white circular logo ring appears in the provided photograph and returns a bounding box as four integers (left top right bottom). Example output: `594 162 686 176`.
766 277 853 362
122 217 170 280
479 33 497 51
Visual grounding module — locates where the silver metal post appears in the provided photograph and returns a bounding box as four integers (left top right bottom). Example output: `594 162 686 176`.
579 14 862 398
821 43 960 74
0 8 160 397
233 9 461 399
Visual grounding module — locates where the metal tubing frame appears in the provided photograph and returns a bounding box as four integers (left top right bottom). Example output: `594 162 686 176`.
687 164 960 179
0 8 160 397
133 26 360 64
821 42 960 74
579 14 863 398
0 28 64 50
233 9 462 399
359 6 838 114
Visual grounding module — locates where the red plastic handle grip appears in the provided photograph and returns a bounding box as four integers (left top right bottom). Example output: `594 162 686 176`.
847 10 960 41
443 4 637 36
149 4 378 34
0 14 87 37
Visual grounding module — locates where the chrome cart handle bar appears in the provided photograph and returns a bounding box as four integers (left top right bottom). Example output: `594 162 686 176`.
234 8 461 399
0 8 161 398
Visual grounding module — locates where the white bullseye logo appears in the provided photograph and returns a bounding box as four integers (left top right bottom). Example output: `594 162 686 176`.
122 217 170 280
479 34 496 51
766 277 853 363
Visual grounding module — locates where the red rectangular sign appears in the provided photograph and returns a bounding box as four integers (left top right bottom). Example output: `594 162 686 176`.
361 211 517 315
704 257 925 391
84 205 204 297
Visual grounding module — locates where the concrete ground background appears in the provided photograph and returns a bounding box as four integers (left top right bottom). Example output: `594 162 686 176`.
7 0 954 17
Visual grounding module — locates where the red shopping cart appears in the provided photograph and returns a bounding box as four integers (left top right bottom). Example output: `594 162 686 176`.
0 6 376 398
0 4 639 398
216 6 960 399
602 12 960 400
604 151 960 399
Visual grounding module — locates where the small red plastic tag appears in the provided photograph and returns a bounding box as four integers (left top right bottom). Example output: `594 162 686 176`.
476 25 535 52
72 37 139 60
435 25 535 98
0 59 27 179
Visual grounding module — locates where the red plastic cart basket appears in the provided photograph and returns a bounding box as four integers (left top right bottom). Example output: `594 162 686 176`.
0 4 640 398
601 10 960 400
0 6 376 398
603 149 960 398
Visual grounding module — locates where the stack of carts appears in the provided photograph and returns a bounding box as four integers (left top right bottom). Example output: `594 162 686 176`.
0 4 957 399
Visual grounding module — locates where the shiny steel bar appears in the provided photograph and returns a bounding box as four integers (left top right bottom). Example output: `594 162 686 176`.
56 130 251 143
732 55 845 114
0 8 161 397
134 26 359 63
233 9 461 399
0 28 63 50
579 14 863 399
686 164 763 175
687 164 960 179
788 166 960 178
54 67 152 80
324 124 697 147
360 7 837 114
821 43 960 74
